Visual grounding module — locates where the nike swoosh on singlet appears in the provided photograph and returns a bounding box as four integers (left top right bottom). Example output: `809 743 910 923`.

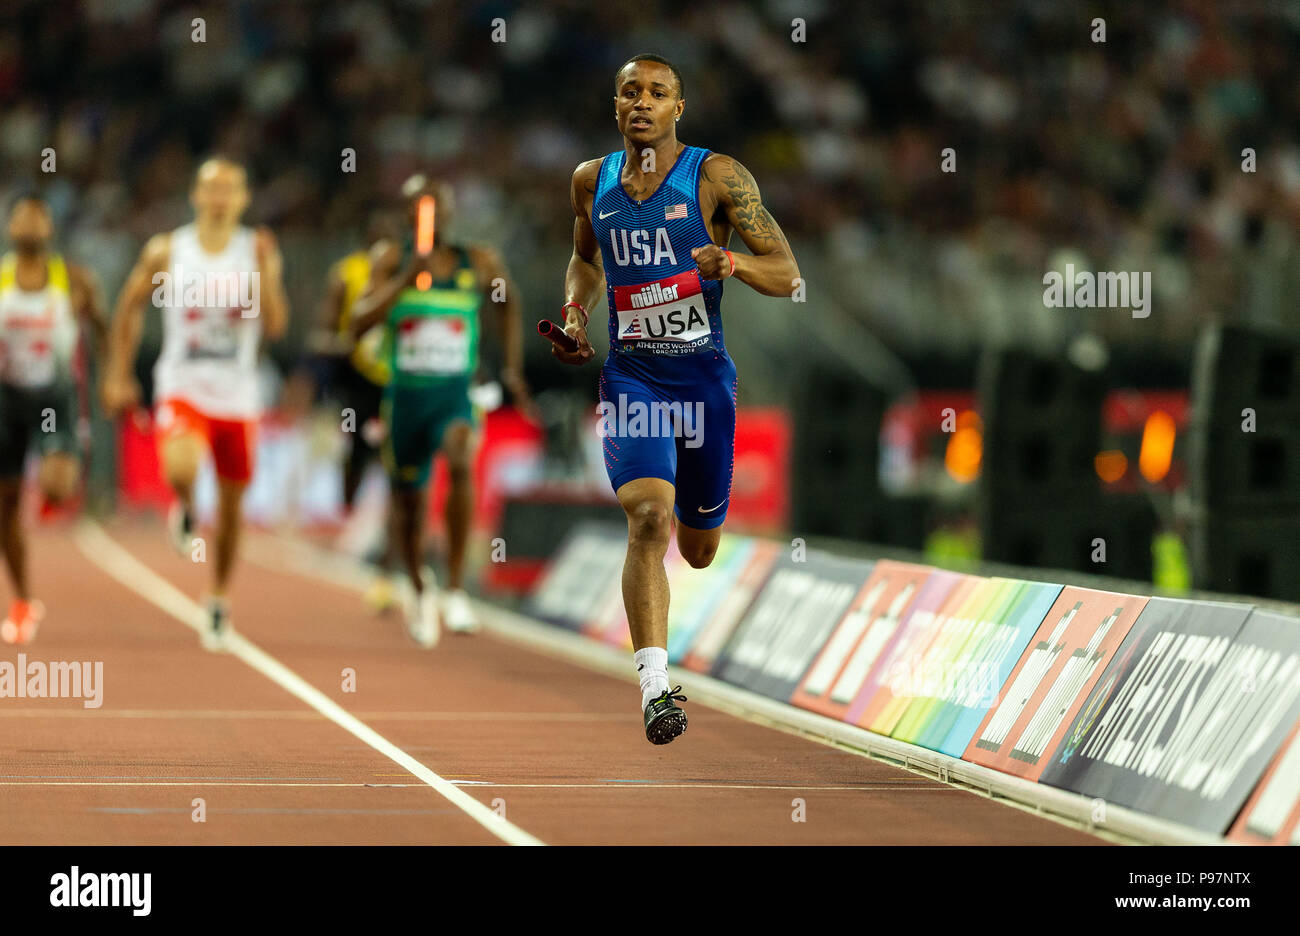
598 209 619 220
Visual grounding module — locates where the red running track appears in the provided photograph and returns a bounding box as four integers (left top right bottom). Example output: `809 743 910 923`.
0 520 1105 846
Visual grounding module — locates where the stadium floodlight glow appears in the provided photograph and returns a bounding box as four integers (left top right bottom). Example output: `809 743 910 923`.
1094 449 1128 483
944 411 982 483
1138 411 1176 483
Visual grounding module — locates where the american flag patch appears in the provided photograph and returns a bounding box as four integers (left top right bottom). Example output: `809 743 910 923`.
665 203 687 220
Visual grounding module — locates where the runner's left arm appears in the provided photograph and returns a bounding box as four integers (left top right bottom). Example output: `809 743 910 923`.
255 227 290 340
470 245 529 406
696 154 800 297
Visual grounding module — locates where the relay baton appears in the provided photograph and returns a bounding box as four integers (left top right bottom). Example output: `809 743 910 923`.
537 319 579 353
415 195 435 290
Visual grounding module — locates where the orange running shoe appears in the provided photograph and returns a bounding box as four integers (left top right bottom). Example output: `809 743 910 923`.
1 599 44 645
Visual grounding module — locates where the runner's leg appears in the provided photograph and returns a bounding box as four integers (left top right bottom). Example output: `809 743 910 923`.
383 388 438 595
36 453 79 504
440 420 475 591
0 388 28 600
159 432 203 512
213 477 246 595
616 476 676 652
208 414 256 597
394 485 427 593
672 357 737 568
0 478 26 601
676 521 722 569
342 368 382 510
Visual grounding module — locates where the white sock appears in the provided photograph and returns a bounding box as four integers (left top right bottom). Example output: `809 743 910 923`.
635 647 670 708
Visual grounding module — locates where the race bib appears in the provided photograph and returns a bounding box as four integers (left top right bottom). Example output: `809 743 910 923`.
2 334 57 386
182 307 243 361
613 271 713 356
396 316 470 375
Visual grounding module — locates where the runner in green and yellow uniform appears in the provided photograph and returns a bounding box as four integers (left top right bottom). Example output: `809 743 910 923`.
349 177 528 646
381 254 479 482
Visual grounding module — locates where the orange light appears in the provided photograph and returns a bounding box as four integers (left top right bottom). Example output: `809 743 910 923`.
1138 410 1176 483
416 195 436 255
944 411 982 483
1094 449 1128 483
415 194 436 292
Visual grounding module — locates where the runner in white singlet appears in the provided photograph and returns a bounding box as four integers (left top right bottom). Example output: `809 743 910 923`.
102 157 289 649
153 221 263 419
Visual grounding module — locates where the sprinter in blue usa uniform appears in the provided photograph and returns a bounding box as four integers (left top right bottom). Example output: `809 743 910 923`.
552 54 800 744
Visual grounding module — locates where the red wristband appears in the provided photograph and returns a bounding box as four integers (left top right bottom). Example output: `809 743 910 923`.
723 249 735 278
561 301 588 327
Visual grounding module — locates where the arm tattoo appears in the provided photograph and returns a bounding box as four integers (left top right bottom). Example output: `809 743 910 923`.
721 161 787 251
573 173 597 215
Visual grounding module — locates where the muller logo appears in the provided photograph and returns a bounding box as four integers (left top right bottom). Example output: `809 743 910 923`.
630 282 680 309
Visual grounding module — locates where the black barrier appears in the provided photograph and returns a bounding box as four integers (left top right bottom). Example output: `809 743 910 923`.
1188 324 1300 601
975 347 1159 578
1189 513 1300 602
790 364 888 542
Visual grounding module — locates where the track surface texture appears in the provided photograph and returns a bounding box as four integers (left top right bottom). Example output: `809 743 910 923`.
0 521 1104 846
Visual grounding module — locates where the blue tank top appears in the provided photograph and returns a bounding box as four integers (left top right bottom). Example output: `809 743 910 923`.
591 145 730 383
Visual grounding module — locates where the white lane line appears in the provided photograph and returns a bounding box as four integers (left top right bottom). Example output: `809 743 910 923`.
0 781 428 788
0 780 944 792
0 709 325 719
0 709 626 721
73 520 544 847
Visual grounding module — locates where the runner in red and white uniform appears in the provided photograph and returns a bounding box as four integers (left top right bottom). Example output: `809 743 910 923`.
102 157 289 649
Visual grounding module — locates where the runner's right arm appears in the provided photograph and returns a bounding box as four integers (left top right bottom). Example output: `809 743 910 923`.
101 233 170 416
348 240 426 340
553 160 602 366
254 227 290 341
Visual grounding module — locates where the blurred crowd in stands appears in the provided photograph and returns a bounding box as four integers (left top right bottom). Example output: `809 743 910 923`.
1 0 1298 387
